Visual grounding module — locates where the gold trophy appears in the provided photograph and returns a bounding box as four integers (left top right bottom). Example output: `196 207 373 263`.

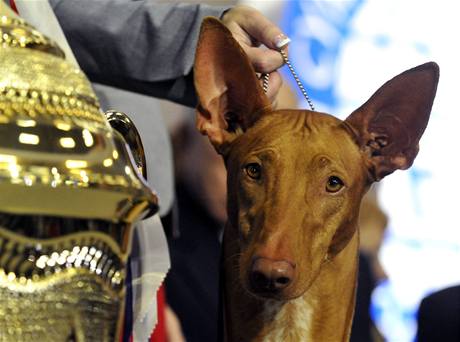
0 15 158 341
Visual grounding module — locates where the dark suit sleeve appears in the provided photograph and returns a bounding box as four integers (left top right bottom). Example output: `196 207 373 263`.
416 285 460 342
50 0 228 107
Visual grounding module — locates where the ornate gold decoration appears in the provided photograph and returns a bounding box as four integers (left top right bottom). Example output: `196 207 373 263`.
0 15 64 57
0 15 158 341
0 221 123 341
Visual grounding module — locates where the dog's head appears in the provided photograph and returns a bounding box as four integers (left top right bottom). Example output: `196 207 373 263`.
194 18 438 300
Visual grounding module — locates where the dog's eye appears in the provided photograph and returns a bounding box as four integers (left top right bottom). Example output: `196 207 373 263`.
326 176 344 193
245 163 262 180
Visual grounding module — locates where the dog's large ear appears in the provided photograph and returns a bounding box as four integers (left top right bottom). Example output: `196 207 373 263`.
344 62 439 181
194 17 271 154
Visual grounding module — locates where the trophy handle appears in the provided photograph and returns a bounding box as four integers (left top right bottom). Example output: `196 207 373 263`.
105 110 147 179
105 110 159 218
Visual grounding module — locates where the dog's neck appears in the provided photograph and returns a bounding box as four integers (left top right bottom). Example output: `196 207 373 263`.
222 223 359 342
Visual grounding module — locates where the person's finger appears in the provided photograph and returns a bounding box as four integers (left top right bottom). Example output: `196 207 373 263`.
222 6 290 73
230 6 289 51
245 47 284 73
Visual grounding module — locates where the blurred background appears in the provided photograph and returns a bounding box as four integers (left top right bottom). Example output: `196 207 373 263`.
161 1 459 341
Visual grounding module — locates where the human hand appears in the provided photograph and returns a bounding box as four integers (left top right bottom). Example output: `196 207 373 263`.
221 5 289 104
165 305 186 342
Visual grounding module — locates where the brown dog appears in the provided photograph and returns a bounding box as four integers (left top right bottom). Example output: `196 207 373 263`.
194 17 439 342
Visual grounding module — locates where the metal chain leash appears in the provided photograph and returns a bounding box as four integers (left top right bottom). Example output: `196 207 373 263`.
262 49 315 111
262 73 270 94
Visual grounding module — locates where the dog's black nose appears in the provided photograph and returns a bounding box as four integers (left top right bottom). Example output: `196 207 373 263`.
250 257 294 293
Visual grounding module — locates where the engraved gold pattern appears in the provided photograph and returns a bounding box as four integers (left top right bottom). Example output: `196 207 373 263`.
0 271 120 341
0 215 128 342
0 48 101 122
0 15 64 57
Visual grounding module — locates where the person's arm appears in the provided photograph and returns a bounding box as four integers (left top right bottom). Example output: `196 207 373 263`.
52 1 287 107
51 0 227 106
